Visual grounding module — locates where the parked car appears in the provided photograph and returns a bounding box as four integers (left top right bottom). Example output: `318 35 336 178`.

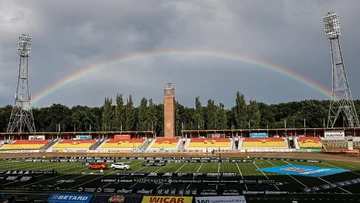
111 162 131 170
88 163 107 169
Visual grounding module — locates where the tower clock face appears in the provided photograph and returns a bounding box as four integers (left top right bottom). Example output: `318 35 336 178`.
166 89 171 96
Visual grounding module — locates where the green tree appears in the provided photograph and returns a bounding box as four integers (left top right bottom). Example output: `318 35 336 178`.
235 91 247 129
147 99 158 131
125 95 135 131
206 99 217 129
114 94 125 131
101 98 113 131
138 97 148 131
71 105 96 132
247 99 261 129
217 103 227 130
193 96 205 130
175 101 181 136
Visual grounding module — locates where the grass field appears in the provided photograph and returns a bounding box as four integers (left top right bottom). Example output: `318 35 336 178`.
1 157 360 195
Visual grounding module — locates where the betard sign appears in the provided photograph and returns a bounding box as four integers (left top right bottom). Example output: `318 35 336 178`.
47 193 93 203
324 131 345 138
141 196 193 203
195 196 247 203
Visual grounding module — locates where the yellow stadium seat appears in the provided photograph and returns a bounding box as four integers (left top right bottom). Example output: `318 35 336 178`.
101 143 142 148
1 144 46 149
52 143 93 148
188 140 230 148
242 139 286 148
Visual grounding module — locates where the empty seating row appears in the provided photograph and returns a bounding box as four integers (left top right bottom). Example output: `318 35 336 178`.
101 139 144 149
242 138 286 148
298 137 322 148
52 140 95 149
322 139 348 149
150 138 179 148
188 138 231 148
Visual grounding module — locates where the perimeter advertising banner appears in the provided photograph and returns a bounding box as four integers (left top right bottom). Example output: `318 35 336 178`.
115 134 131 140
91 195 142 203
29 135 45 140
141 196 193 203
48 193 93 203
324 131 345 137
195 196 247 203
76 135 92 140
249 132 268 138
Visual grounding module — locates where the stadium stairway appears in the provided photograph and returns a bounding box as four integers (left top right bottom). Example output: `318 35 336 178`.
140 138 154 150
294 137 300 149
90 139 106 150
232 138 242 150
229 138 234 150
182 139 191 150
178 138 189 151
284 138 289 148
40 139 60 150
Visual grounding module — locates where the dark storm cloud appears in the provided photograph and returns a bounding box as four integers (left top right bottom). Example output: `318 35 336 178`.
1 0 359 108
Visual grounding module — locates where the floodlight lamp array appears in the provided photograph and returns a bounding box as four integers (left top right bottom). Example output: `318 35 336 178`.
323 11 340 39
18 33 32 56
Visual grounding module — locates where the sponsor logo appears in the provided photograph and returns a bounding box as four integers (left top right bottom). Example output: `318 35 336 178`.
142 196 193 203
324 131 345 137
50 194 91 201
108 195 125 203
259 164 349 177
57 180 75 183
195 196 246 203
281 167 306 173
117 188 133 194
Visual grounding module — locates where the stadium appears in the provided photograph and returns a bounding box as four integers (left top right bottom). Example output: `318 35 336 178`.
1 6 360 203
0 127 359 203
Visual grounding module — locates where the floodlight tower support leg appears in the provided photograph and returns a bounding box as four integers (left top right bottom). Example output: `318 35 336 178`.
327 37 359 128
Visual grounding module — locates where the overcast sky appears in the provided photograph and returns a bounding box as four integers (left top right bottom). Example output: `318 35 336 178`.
1 0 359 109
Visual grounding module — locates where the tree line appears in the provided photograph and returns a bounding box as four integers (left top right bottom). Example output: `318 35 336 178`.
0 91 359 136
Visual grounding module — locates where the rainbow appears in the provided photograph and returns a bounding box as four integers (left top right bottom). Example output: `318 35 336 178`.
27 49 332 107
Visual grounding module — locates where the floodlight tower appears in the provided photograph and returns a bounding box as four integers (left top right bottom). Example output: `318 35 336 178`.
7 33 36 133
323 12 359 128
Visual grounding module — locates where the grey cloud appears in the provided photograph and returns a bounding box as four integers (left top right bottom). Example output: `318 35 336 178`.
1 0 360 108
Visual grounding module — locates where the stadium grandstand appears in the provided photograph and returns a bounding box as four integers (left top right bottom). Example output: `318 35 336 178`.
241 137 287 148
185 138 232 151
51 139 96 150
296 137 323 149
321 137 348 149
353 137 360 149
98 138 145 151
148 138 180 149
0 140 49 150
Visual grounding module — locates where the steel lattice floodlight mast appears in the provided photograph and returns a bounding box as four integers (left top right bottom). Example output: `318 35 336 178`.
7 33 36 133
323 12 359 128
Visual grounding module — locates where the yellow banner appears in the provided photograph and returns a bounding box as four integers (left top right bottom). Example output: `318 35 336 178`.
141 196 193 203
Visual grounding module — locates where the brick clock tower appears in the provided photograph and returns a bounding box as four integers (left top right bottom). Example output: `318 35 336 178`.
163 83 175 138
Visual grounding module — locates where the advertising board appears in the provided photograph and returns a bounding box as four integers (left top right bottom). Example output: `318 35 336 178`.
324 131 345 138
212 134 220 138
90 195 142 203
195 196 246 203
114 134 131 140
141 196 192 203
47 193 93 203
249 132 268 138
76 135 92 140
29 135 45 140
